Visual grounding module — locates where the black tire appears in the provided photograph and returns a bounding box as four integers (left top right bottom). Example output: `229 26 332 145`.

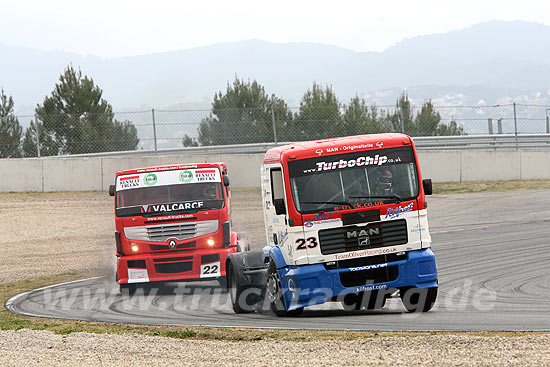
119 282 137 295
266 261 303 317
400 287 438 312
227 260 255 313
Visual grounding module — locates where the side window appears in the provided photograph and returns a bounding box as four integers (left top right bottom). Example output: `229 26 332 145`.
271 168 284 202
270 168 286 216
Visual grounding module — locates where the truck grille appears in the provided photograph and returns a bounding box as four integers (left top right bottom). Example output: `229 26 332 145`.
318 219 407 255
124 220 218 242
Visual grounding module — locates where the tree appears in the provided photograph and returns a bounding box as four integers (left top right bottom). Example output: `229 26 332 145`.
0 89 22 158
387 93 465 136
414 100 441 136
436 119 466 136
343 96 389 135
22 120 59 157
196 77 292 146
389 92 415 134
35 65 139 154
294 83 342 140
182 134 199 147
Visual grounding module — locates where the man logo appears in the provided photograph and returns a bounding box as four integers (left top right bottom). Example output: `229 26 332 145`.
346 228 380 239
168 239 177 249
358 235 370 247
315 148 323 155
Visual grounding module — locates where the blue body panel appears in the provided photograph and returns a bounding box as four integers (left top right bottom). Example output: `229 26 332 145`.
275 248 438 311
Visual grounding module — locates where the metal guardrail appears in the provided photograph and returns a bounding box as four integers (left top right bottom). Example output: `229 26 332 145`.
413 134 550 150
43 134 550 159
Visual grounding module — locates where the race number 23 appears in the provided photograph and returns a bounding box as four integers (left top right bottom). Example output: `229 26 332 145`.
296 237 318 250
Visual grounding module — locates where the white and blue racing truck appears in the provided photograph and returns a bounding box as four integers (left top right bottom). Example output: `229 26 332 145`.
226 133 438 316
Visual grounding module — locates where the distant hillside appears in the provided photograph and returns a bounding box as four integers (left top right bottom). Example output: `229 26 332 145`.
2 20 550 115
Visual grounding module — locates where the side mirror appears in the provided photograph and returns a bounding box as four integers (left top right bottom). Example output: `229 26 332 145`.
223 175 230 187
109 185 115 196
274 198 286 216
423 179 433 196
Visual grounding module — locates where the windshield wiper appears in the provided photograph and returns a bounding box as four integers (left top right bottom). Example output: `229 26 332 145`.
349 194 402 203
300 200 355 211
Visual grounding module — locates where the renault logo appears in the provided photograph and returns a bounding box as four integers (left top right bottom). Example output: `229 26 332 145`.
168 239 177 249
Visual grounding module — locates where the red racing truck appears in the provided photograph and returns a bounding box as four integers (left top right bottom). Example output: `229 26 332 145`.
109 163 245 294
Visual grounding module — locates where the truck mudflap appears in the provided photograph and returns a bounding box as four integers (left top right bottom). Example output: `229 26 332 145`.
277 248 438 311
117 246 237 284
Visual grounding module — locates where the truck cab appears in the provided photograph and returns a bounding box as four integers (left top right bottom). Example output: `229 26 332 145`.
110 163 239 293
227 133 438 315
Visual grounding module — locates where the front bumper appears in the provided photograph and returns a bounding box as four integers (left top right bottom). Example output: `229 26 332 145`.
278 248 438 310
117 246 236 284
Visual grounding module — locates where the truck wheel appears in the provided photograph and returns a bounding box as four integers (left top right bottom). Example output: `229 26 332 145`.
227 260 255 313
400 287 438 312
266 261 303 317
119 283 137 295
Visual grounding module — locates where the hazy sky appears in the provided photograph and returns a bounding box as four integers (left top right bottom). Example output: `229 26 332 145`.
2 0 550 58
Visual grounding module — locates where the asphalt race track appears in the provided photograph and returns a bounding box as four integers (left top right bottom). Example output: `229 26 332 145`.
6 191 550 331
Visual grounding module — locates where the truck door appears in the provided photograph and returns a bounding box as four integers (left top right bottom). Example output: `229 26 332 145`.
263 166 300 265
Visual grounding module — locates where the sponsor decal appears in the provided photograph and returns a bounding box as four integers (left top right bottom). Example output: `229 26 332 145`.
334 247 398 260
144 173 157 186
385 203 414 219
376 141 383 148
119 175 140 189
356 284 388 292
315 148 323 155
410 224 426 233
305 218 341 227
195 169 216 182
149 201 204 212
333 200 384 211
179 170 194 183
288 147 414 178
348 263 388 272
313 212 334 221
277 229 289 246
305 155 391 174
145 214 194 222
341 143 374 151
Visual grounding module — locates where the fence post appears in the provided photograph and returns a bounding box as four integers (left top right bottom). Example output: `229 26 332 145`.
271 97 277 144
488 118 493 134
513 103 518 149
151 108 158 153
498 119 503 134
546 109 550 133
34 114 41 158
399 107 405 134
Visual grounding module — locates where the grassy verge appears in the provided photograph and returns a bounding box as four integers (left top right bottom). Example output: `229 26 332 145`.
433 179 550 194
1 273 549 341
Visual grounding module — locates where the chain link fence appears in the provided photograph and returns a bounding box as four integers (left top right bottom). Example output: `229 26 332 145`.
13 103 550 157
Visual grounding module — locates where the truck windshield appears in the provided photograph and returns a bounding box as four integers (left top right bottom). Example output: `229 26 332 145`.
287 146 418 213
115 168 225 216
